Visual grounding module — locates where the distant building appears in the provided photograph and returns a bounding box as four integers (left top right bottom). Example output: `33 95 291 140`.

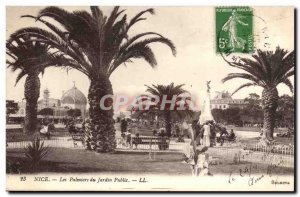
60 85 87 117
10 84 87 120
210 91 247 110
37 88 61 109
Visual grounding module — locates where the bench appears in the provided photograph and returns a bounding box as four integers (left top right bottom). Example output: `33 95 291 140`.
71 134 84 147
129 136 171 160
131 137 170 150
116 136 190 160
216 134 236 146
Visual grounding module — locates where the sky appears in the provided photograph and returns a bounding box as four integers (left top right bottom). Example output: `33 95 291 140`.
6 6 295 111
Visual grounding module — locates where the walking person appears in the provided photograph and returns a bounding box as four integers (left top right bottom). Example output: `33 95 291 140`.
228 129 236 142
40 119 51 139
120 131 126 147
201 122 211 147
175 122 180 137
182 121 189 138
126 129 132 148
158 129 167 150
120 118 128 133
133 133 141 149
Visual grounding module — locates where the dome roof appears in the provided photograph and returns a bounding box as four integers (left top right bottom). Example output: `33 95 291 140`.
61 86 87 105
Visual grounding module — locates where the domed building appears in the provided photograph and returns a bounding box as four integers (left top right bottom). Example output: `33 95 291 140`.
61 85 87 117
10 84 88 122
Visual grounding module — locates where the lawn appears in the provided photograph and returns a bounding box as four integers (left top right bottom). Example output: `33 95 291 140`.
7 148 190 175
226 126 289 133
238 136 294 146
6 123 294 176
7 147 294 176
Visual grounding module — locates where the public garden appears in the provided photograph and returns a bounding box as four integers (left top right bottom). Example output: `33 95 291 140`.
6 6 294 177
7 119 295 176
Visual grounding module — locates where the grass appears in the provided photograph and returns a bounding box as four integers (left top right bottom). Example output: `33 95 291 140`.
238 136 294 146
7 148 190 175
226 126 289 133
7 147 294 176
6 122 294 176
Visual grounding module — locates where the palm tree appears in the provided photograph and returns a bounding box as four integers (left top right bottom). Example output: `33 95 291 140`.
6 36 68 133
144 83 192 137
9 6 176 152
222 47 294 141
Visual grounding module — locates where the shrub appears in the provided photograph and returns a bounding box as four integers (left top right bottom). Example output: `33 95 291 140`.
6 160 21 174
24 138 50 171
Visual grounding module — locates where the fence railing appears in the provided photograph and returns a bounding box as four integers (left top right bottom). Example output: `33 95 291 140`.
7 136 294 168
243 143 294 155
208 144 294 168
6 137 75 149
7 136 190 153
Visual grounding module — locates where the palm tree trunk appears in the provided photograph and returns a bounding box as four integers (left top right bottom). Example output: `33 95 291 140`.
24 72 40 133
164 111 172 137
88 77 115 152
262 87 279 141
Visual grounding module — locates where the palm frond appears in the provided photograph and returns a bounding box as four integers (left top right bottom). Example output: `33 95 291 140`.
222 73 264 86
120 32 164 51
285 69 295 78
110 45 158 75
15 6 176 81
145 83 186 97
127 8 155 30
15 70 27 86
145 84 160 96
273 50 295 84
131 37 176 56
224 47 295 91
231 82 257 96
37 6 75 32
281 78 294 93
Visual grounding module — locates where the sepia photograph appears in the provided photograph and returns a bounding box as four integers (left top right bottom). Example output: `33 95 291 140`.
5 5 295 192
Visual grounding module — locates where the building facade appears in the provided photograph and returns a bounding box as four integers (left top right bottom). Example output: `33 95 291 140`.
210 91 247 110
10 85 87 120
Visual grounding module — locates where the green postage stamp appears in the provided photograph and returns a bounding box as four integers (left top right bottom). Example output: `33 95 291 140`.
216 7 254 53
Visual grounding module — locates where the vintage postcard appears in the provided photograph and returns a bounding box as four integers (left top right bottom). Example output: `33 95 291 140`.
6 6 295 192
